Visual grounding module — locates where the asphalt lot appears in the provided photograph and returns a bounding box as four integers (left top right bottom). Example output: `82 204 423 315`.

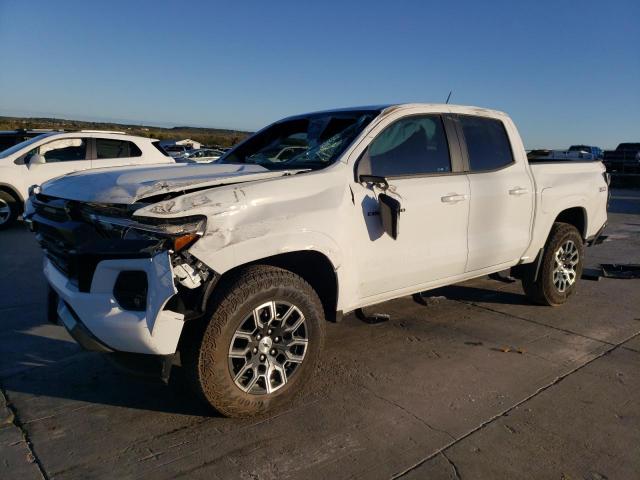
1 188 639 480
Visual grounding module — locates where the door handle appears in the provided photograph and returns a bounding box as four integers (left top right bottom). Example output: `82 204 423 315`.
441 194 468 203
509 187 529 196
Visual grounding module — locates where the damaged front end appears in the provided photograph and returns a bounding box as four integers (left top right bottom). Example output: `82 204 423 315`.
27 193 217 365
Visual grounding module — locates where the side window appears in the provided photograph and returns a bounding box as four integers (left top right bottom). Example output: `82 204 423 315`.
459 116 514 171
96 139 142 159
359 115 451 177
38 138 87 163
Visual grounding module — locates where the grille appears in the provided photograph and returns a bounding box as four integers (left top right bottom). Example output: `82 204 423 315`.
32 196 87 280
35 222 76 277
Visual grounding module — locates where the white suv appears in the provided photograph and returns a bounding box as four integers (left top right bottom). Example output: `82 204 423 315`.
0 131 174 228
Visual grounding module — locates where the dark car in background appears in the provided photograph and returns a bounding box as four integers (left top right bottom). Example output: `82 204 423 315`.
0 129 59 152
603 143 640 174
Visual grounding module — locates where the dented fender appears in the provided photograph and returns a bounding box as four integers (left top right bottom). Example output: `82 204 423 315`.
189 229 342 274
133 169 348 275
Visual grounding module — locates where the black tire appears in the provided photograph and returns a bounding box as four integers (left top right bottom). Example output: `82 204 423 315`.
522 222 584 306
0 191 19 230
182 265 325 417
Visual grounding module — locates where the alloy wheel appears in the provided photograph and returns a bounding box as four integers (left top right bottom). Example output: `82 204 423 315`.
228 300 308 395
0 199 10 225
553 240 579 293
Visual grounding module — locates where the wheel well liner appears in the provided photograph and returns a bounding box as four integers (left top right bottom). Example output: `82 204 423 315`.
554 207 586 238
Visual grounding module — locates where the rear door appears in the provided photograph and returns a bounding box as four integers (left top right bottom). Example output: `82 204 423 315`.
92 138 144 169
455 115 534 271
351 113 470 298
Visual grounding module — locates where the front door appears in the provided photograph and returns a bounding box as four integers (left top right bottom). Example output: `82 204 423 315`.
350 114 470 299
27 137 91 187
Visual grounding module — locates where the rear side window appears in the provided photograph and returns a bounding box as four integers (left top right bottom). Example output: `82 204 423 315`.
459 116 513 171
359 115 451 177
96 139 142 159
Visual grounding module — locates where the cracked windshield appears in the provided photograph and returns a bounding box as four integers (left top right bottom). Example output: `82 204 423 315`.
219 110 380 170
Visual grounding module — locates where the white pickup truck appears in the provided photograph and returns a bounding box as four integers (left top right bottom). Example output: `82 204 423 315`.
25 104 608 417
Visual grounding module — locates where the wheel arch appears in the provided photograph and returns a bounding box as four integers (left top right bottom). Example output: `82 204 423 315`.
553 206 587 239
0 184 24 213
208 250 339 323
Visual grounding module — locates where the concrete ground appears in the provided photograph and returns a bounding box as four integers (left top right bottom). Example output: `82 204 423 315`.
1 189 639 480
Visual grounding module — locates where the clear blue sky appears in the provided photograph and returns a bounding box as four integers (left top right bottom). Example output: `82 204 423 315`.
1 0 638 148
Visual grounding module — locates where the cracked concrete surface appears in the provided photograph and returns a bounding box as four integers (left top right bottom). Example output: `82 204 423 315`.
1 389 44 479
1 188 639 479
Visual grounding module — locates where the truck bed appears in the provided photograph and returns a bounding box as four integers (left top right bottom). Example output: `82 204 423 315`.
527 161 608 253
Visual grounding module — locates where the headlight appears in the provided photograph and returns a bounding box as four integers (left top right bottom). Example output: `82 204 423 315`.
94 214 207 252
28 184 41 197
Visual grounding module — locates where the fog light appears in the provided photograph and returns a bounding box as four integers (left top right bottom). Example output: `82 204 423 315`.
114 271 148 311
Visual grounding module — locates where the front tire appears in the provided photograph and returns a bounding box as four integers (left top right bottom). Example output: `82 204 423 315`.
0 191 19 230
183 265 325 417
522 222 584 306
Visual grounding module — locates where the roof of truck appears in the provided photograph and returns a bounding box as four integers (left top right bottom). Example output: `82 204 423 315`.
283 103 508 120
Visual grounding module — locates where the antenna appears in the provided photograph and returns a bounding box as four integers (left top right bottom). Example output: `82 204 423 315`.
445 91 452 104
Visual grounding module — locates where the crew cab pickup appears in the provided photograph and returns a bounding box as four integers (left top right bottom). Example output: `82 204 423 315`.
25 104 609 417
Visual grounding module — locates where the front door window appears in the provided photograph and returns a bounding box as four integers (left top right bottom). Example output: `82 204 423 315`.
39 138 88 163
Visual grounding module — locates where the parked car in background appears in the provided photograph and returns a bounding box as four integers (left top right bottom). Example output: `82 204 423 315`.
243 145 308 164
603 143 640 174
0 131 174 228
0 129 61 151
177 148 225 163
528 144 603 161
163 145 192 158
26 104 608 417
272 145 307 161
568 145 603 159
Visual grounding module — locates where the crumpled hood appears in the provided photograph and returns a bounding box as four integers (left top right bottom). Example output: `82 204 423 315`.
40 163 297 203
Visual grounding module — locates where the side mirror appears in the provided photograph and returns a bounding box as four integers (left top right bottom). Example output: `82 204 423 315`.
378 193 401 240
28 154 46 168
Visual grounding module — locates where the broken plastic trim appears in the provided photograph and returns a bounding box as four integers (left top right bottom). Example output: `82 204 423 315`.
600 264 640 279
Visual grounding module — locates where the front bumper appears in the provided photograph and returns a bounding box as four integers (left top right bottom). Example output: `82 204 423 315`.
46 251 185 355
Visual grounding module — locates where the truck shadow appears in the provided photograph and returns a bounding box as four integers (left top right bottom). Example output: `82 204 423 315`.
1 331 216 418
0 280 535 417
424 284 533 306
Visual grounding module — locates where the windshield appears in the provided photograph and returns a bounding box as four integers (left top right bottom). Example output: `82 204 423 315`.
219 109 381 170
0 133 56 158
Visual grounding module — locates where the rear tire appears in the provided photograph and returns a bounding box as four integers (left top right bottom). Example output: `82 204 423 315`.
522 222 584 306
182 265 325 417
0 191 19 230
